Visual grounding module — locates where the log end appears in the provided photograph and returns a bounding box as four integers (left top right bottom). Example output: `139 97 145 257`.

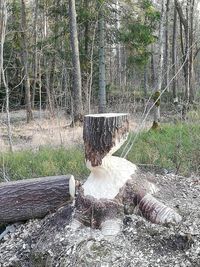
69 175 76 198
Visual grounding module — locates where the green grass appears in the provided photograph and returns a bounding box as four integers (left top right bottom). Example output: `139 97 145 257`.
0 122 199 181
117 122 200 176
0 146 89 181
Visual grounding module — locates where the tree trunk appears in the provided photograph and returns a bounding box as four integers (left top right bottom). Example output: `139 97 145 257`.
163 0 170 90
38 55 42 118
151 45 156 89
152 0 166 129
115 0 122 89
88 21 97 113
69 0 83 125
0 0 13 152
172 4 178 102
45 57 55 117
188 0 195 102
98 1 106 113
143 63 148 97
0 175 75 223
31 0 39 109
49 57 56 114
82 0 90 112
175 0 195 103
185 0 190 102
20 0 33 123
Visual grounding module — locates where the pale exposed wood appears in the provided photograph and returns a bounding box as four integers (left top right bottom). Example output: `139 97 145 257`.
75 113 182 236
0 175 75 223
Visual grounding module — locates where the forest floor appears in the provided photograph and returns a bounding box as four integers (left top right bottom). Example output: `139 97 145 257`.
0 109 152 152
0 109 200 266
0 172 199 267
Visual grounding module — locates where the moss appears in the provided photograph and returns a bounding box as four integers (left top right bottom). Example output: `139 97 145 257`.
151 121 160 130
153 91 160 107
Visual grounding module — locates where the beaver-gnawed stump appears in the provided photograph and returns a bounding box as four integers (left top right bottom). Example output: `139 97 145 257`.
74 113 182 236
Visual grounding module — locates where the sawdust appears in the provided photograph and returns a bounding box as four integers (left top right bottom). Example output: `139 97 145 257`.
0 173 199 267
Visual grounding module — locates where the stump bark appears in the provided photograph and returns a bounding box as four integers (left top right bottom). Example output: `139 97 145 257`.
0 175 75 223
83 113 129 167
76 113 137 235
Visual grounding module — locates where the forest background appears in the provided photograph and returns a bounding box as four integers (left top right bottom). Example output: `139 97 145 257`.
0 0 200 181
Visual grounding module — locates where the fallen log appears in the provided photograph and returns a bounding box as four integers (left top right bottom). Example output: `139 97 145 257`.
0 175 75 223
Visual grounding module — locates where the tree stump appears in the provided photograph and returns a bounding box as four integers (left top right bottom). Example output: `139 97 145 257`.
83 113 132 199
75 113 182 236
0 175 75 223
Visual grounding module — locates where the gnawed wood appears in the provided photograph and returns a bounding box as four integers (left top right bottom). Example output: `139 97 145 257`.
74 113 182 236
137 193 182 224
83 113 129 167
0 175 75 223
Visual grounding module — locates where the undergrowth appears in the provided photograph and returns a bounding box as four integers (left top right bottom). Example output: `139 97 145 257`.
118 122 200 176
0 122 199 181
0 147 89 181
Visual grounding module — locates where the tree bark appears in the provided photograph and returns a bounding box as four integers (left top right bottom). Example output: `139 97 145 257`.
69 0 83 125
98 1 106 113
152 0 166 129
115 0 122 89
20 0 33 123
45 57 55 117
31 0 39 109
172 4 178 102
81 0 90 111
0 175 75 223
163 0 170 90
0 0 13 152
188 0 195 102
151 44 156 89
143 63 148 97
175 0 195 103
83 113 129 167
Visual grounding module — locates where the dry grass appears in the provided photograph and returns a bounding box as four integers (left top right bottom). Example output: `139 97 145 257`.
0 110 151 152
0 110 83 152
